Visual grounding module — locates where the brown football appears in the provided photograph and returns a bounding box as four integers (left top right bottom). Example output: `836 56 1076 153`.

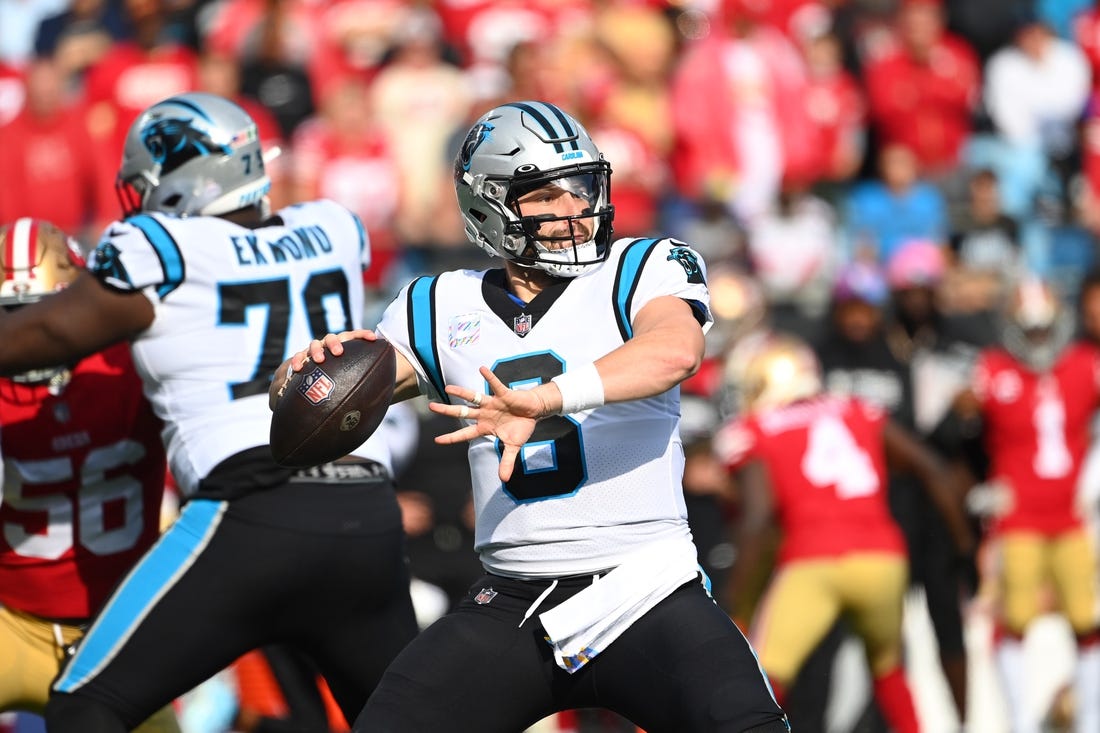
269 338 396 468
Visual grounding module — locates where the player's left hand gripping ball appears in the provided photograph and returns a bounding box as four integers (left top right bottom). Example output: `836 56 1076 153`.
270 338 396 468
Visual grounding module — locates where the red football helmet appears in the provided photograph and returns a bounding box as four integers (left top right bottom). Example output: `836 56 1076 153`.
0 218 86 388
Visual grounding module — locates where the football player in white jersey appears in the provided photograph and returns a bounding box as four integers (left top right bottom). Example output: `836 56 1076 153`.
0 92 419 732
275 101 789 733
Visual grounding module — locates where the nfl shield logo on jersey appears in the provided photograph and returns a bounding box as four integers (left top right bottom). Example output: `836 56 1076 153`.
298 368 335 405
513 313 533 336
474 587 498 605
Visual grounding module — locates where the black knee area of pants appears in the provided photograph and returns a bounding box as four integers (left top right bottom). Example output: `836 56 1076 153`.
45 691 127 733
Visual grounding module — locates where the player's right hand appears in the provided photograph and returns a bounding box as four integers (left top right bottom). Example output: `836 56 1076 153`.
268 329 377 410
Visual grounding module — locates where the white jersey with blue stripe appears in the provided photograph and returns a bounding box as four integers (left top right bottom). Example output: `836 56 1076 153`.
376 237 713 578
88 199 378 496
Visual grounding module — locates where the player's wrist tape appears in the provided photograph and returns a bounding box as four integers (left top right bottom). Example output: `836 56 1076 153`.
551 363 605 414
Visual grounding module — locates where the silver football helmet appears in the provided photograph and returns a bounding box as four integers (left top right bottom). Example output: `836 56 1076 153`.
454 101 614 278
116 92 271 218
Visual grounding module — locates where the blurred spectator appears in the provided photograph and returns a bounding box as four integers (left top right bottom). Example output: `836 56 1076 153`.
83 0 199 150
799 28 867 185
670 0 816 224
232 1 316 140
1036 0 1093 42
846 142 948 263
1074 2 1100 92
308 0 418 98
1077 90 1100 235
0 62 25 127
0 0 67 66
370 9 472 250
945 168 1023 315
744 176 839 340
34 0 127 93
588 3 678 159
434 0 593 101
1078 268 1100 345
984 13 1090 160
942 0 1030 64
817 261 911 418
884 239 989 724
197 49 290 210
291 74 402 290
862 0 980 177
82 0 199 225
0 59 104 243
587 113 667 239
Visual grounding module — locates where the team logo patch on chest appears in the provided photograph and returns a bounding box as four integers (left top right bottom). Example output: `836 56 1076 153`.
449 313 481 349
298 367 335 404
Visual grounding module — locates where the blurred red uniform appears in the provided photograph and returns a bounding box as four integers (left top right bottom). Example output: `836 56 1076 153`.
862 3 979 174
0 220 173 731
972 343 1100 536
713 334 968 733
958 279 1100 733
0 64 102 237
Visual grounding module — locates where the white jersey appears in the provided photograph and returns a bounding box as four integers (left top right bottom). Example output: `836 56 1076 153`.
89 199 385 496
376 237 713 578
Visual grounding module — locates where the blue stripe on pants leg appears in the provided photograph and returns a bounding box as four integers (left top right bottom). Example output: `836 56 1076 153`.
53 499 227 693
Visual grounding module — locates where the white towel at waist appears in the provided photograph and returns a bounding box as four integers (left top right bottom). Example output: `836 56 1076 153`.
538 537 701 673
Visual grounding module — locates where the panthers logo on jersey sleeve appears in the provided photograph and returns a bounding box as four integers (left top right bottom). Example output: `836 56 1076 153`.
90 240 133 289
667 245 705 285
90 216 185 298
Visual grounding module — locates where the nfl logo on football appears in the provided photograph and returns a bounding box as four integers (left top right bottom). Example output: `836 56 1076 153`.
298 368 335 405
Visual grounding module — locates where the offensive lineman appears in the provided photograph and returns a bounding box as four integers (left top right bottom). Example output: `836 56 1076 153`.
0 93 419 731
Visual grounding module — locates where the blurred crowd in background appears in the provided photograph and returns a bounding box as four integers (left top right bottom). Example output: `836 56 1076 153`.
6 0 1100 731
4 0 1100 314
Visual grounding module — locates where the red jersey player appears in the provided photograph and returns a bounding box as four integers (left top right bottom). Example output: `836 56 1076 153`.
715 333 971 733
949 277 1100 733
0 219 177 731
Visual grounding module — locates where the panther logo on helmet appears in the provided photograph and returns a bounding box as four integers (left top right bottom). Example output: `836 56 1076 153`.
458 121 494 175
141 117 231 176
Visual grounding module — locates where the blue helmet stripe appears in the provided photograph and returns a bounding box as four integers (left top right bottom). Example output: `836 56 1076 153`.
545 103 581 151
163 97 214 122
128 214 185 299
504 102 565 154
